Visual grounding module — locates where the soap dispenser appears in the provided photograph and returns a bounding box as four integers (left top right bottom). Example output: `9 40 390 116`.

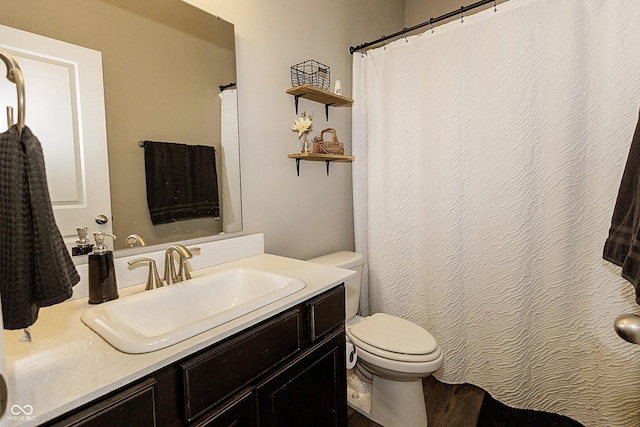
88 232 119 304
72 226 94 256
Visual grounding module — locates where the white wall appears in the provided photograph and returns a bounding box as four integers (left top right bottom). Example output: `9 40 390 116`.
183 0 405 260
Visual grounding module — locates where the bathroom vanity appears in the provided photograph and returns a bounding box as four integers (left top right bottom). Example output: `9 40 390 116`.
3 251 353 427
46 285 346 426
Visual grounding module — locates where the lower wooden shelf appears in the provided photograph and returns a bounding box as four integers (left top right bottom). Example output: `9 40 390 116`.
287 153 355 176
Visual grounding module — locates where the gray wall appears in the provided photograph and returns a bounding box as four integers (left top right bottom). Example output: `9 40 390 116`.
3 0 508 260
191 0 510 260
186 0 405 260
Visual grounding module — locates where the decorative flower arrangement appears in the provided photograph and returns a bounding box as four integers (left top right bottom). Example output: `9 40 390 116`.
291 111 314 154
291 111 313 139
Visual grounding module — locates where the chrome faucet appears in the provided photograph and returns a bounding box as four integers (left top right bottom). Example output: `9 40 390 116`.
163 244 194 285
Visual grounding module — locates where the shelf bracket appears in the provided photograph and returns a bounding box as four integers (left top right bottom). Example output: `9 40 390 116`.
324 103 335 121
294 158 331 176
294 95 302 115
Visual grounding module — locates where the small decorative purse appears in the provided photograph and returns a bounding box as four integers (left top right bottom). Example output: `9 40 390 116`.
313 128 344 155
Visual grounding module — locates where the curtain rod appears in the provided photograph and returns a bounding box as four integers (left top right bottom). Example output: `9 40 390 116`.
349 0 496 54
218 82 236 92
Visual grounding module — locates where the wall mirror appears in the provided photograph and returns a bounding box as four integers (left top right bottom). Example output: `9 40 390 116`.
0 0 242 251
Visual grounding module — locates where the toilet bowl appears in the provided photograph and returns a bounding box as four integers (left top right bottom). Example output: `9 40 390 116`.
308 251 443 427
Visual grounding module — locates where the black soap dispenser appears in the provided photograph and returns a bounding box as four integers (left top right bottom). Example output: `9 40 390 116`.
88 232 119 304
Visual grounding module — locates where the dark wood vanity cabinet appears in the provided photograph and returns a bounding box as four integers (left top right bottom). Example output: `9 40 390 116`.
45 285 347 427
255 331 345 427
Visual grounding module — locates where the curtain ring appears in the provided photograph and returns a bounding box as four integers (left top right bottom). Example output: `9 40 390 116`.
460 6 464 23
430 18 434 33
494 0 497 12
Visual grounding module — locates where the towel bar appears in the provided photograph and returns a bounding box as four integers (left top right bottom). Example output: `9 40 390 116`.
0 48 25 135
138 140 215 151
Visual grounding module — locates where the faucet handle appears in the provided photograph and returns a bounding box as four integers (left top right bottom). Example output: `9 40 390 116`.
128 257 163 290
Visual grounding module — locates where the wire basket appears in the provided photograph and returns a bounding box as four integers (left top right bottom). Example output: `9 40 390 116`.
290 60 330 91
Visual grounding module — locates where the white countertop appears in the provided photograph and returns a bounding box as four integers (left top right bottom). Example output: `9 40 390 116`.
3 254 354 426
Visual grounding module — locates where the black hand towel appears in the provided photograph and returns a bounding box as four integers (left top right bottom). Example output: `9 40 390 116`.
0 125 80 329
144 141 219 225
604 111 640 304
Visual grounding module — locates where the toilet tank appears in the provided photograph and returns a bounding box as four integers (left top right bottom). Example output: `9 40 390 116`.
307 251 364 320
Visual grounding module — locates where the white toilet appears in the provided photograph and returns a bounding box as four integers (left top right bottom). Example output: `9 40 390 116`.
308 251 443 427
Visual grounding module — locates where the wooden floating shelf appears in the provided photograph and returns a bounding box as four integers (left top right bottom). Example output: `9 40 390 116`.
286 85 354 107
288 152 355 176
286 85 354 120
288 153 355 162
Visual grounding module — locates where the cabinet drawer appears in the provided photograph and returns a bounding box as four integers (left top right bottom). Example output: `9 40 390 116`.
192 388 254 427
308 285 345 341
49 378 157 427
181 309 301 422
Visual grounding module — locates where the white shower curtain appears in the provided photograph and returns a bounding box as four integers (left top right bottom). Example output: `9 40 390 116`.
219 88 242 234
352 0 640 425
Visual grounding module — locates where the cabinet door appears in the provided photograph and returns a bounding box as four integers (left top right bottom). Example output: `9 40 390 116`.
181 309 301 422
255 330 347 427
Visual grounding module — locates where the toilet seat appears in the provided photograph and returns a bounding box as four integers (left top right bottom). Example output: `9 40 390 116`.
348 313 440 363
354 342 443 378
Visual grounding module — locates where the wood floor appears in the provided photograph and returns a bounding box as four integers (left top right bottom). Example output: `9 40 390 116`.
347 375 485 427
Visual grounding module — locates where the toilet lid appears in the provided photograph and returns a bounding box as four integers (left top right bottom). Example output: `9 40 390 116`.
348 313 438 356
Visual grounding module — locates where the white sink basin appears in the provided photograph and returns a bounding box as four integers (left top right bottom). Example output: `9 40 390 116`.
81 268 307 353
